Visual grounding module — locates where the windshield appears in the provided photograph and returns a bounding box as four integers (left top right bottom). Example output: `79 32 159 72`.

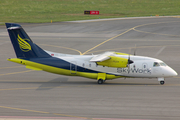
159 62 167 66
153 62 167 67
153 62 160 67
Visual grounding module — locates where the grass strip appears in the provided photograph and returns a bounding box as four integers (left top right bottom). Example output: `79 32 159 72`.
0 0 180 23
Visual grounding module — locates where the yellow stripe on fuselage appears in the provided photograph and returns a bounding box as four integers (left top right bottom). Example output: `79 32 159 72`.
7 58 122 80
7 58 73 76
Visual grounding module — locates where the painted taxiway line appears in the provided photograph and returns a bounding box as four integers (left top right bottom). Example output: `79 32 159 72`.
0 116 150 120
82 20 180 55
0 106 90 120
41 44 83 55
0 66 23 69
0 116 86 120
154 46 166 57
0 70 33 76
82 28 133 55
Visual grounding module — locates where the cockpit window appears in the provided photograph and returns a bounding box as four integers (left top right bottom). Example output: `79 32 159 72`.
159 62 167 66
153 62 167 67
153 62 160 67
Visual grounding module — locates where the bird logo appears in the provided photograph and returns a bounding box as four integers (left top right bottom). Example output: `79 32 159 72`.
17 34 31 52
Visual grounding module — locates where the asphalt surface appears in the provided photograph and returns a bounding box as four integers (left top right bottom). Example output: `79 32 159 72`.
0 16 180 120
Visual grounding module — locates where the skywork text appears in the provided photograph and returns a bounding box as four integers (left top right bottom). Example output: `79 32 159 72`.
117 68 151 74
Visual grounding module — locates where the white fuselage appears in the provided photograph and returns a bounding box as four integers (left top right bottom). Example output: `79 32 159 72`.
47 51 177 79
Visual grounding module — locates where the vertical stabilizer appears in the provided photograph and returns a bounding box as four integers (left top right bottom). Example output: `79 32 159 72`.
6 23 51 58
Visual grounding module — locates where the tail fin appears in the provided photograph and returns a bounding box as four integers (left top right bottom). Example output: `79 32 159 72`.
6 23 51 58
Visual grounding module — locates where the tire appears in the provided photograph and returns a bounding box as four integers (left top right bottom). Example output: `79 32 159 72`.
160 81 165 85
98 79 103 84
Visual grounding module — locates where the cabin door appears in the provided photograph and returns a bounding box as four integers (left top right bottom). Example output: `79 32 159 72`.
70 61 77 74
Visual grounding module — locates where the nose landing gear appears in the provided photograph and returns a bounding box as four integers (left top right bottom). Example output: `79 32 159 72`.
160 81 165 85
158 78 165 85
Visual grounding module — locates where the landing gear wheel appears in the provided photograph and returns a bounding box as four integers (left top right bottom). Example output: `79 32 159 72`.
98 79 104 84
160 81 165 85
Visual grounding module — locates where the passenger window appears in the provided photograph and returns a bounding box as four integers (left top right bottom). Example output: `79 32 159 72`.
153 62 160 67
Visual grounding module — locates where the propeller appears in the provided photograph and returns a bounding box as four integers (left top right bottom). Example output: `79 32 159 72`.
128 57 134 64
127 48 134 73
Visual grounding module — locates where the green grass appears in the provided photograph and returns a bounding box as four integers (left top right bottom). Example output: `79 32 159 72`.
0 0 180 23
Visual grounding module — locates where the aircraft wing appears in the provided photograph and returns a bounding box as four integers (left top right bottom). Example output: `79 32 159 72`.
90 51 130 68
90 52 114 62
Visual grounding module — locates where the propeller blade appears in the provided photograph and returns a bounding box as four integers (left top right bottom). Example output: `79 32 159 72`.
128 59 134 64
127 48 134 74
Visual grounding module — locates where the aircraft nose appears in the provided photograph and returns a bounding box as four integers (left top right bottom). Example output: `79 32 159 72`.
169 67 178 76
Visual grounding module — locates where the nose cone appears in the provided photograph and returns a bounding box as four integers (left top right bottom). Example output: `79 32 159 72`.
171 69 178 76
161 66 178 77
168 67 178 77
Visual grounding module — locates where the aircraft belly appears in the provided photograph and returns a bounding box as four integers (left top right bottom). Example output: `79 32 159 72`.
8 57 156 80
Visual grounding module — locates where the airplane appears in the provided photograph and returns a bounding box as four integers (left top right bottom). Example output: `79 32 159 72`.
5 23 178 85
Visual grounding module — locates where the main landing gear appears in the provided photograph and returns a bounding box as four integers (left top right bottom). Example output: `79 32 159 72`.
97 73 106 84
97 79 105 84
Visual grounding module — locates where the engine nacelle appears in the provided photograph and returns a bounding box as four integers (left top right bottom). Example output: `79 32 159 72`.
96 56 128 68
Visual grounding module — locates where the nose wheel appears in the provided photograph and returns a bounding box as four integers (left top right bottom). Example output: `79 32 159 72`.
158 78 165 85
160 81 165 85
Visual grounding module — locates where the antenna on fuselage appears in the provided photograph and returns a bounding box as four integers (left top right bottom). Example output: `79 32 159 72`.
134 44 136 56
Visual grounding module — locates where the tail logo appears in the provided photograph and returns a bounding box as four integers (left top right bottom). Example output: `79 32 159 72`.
17 34 32 52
